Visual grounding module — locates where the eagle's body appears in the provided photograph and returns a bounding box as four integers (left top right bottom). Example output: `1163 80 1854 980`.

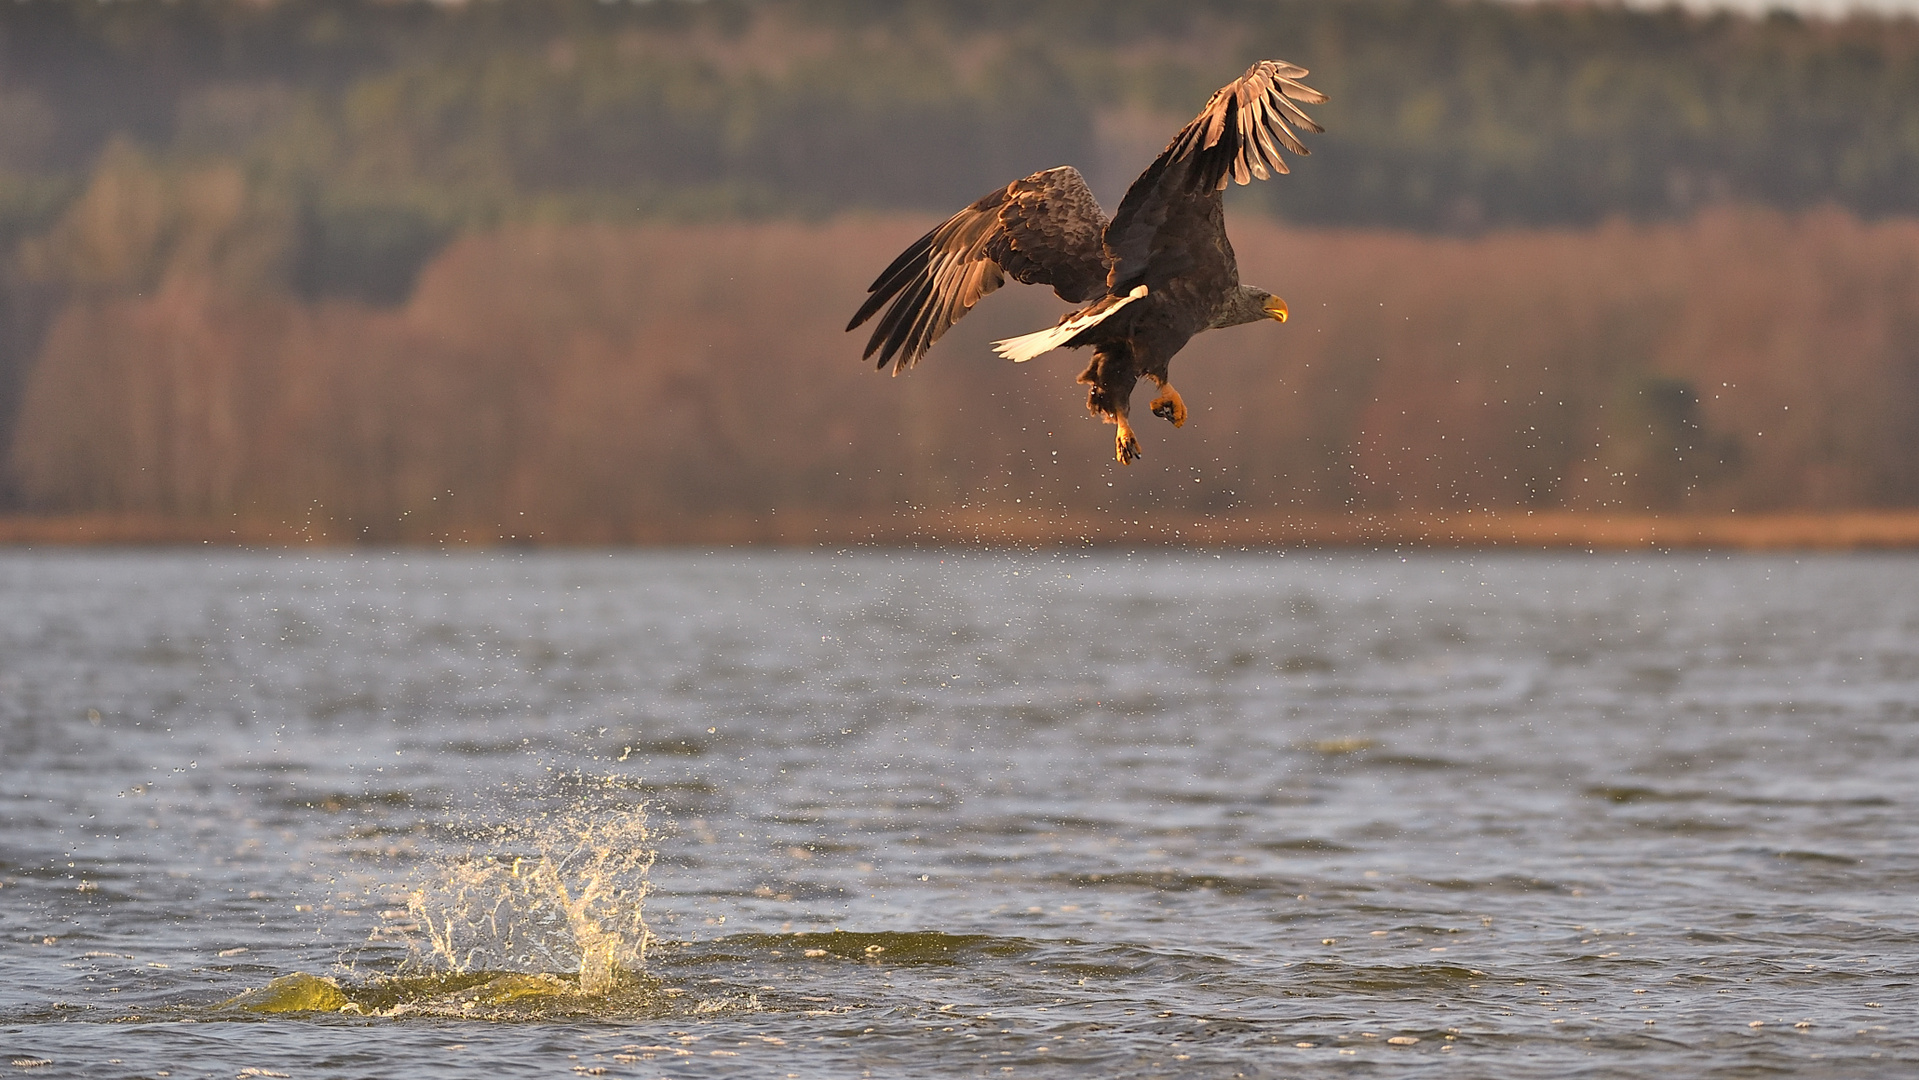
847 60 1325 462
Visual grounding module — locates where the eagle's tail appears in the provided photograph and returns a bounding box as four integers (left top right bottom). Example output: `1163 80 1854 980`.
992 286 1148 363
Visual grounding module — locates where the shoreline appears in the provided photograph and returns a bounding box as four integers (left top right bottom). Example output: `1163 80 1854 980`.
8 509 1919 550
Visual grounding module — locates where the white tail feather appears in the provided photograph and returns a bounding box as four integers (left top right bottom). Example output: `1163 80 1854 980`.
992 286 1148 363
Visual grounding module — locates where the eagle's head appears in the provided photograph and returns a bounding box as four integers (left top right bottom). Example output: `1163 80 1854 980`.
1211 286 1289 329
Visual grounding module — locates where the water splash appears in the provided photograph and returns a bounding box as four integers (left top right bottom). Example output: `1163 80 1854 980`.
402 806 655 995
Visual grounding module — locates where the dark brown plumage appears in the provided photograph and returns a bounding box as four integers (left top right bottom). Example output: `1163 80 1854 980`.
847 60 1326 463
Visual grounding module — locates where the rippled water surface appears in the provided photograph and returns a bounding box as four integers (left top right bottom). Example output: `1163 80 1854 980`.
3 549 1916 1077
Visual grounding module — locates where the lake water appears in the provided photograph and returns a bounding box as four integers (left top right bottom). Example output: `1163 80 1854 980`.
1 549 1914 1077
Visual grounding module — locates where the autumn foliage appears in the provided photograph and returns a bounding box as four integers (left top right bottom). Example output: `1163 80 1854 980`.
6 201 1918 541
5 1 1919 542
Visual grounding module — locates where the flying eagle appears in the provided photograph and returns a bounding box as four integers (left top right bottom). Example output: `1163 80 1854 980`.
847 60 1325 463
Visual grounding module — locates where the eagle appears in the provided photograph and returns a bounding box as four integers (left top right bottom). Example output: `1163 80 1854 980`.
847 60 1326 464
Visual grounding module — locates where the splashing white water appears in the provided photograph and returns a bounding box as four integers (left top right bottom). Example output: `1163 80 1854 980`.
404 807 655 995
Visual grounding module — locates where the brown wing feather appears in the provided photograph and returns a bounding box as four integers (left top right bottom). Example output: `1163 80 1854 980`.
1173 60 1326 189
1105 60 1325 294
984 170 1108 299
848 166 1108 374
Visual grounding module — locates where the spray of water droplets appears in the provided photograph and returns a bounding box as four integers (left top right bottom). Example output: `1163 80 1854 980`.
402 806 656 994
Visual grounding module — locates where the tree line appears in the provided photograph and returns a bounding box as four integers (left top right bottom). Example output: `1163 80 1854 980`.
5 0 1919 522
10 208 1918 536
5 0 1919 235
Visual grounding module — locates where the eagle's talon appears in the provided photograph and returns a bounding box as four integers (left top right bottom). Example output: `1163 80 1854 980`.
1115 424 1142 464
1149 386 1188 428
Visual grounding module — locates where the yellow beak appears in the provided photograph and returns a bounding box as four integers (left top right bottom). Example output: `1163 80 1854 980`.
1265 296 1289 323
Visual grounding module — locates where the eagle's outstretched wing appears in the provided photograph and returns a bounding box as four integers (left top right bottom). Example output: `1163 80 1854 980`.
1105 61 1325 293
848 166 1109 374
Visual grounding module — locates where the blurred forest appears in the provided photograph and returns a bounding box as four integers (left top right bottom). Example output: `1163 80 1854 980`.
4 0 1919 536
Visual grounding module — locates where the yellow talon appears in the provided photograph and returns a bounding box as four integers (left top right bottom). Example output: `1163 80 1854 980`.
1149 385 1187 428
1115 420 1142 464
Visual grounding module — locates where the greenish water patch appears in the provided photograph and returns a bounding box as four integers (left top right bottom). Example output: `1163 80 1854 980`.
215 967 713 1021
697 930 1028 966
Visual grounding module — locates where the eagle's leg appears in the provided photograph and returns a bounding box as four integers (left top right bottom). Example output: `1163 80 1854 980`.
1077 345 1143 464
1113 416 1142 464
1146 375 1187 428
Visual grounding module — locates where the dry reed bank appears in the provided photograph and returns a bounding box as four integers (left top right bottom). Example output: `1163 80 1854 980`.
4 204 1918 544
